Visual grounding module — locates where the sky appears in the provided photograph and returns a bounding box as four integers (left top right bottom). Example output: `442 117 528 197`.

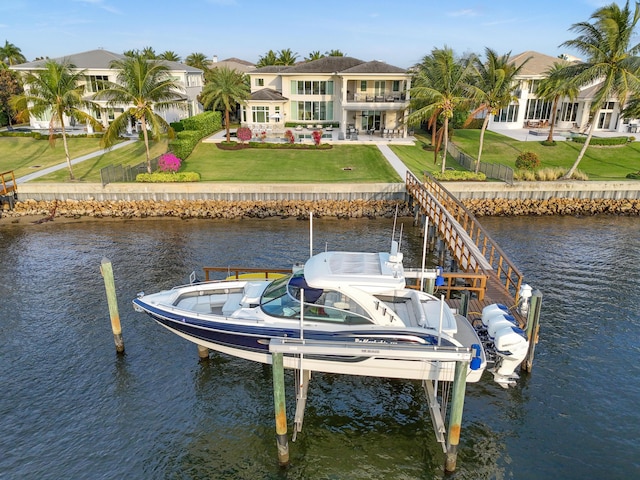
0 0 623 68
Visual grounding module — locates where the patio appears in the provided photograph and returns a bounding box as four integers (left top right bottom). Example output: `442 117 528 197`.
490 126 630 142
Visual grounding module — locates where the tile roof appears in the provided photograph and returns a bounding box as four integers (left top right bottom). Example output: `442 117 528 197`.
249 56 407 75
509 50 570 76
250 88 288 101
341 60 406 74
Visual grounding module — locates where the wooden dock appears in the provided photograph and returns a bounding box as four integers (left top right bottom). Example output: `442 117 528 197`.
0 170 18 211
405 171 528 328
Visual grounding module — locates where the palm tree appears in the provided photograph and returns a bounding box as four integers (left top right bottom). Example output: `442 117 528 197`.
159 51 181 62
0 40 27 67
185 52 209 71
11 60 101 179
0 68 22 127
277 48 298 66
559 0 640 179
409 46 475 173
536 62 579 143
200 66 250 142
95 54 186 173
325 49 346 57
305 51 324 61
140 46 157 60
256 50 279 67
466 48 526 173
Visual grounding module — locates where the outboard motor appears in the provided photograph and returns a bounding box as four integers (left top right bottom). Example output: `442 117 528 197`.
481 303 509 326
492 326 529 388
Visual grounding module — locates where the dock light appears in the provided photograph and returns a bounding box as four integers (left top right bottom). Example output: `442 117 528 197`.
518 284 533 316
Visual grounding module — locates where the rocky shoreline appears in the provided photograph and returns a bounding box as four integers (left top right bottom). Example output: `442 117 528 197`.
2 197 640 224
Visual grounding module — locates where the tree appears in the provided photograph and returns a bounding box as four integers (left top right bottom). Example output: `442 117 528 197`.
305 51 324 61
185 52 209 71
277 49 298 65
11 60 101 179
325 49 346 57
200 66 250 142
95 54 186 173
0 40 27 67
140 46 157 60
0 68 22 127
159 51 181 62
536 62 579 143
256 50 279 67
409 47 475 173
466 48 526 173
559 0 640 179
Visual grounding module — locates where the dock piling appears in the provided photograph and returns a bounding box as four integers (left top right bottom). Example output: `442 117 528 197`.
100 257 124 354
271 352 290 466
444 360 469 473
522 289 542 372
197 344 210 360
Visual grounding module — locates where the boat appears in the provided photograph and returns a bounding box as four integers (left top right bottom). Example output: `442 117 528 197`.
132 235 510 383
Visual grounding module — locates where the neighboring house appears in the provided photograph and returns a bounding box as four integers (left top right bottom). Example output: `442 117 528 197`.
10 49 204 132
243 56 411 137
488 50 631 134
208 55 255 73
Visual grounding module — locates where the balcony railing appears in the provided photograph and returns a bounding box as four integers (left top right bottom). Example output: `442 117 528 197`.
347 93 407 103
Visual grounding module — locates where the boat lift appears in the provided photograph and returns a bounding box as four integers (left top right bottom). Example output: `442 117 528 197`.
268 337 475 472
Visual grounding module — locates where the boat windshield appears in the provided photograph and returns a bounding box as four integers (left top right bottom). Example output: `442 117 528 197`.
260 273 373 324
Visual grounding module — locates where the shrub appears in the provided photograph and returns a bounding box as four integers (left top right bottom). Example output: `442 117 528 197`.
157 152 181 172
312 130 322 146
515 151 540 170
626 171 640 179
168 111 222 159
432 170 486 181
136 171 200 182
540 140 556 147
570 135 629 146
284 129 295 144
236 127 251 143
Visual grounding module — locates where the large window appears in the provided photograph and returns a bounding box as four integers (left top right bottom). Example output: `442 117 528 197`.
291 101 333 121
560 102 578 122
255 78 264 87
525 98 553 120
290 80 333 95
86 75 109 93
252 106 269 123
494 104 519 123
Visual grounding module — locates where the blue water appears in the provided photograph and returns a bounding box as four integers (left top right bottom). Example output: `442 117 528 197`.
0 215 638 479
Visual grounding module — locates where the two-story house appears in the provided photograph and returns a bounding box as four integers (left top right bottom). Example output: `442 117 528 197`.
11 49 204 133
243 56 411 138
489 50 630 134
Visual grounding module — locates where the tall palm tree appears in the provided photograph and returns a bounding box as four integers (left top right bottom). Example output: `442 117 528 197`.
159 50 181 62
559 0 640 179
140 46 157 60
11 60 101 179
325 49 345 57
95 54 186 173
409 46 475 173
536 62 579 143
0 40 27 67
200 66 250 142
466 48 526 173
256 50 279 67
185 52 208 71
277 48 298 66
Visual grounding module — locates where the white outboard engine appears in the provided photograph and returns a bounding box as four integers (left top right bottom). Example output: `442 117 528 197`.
481 303 510 327
492 325 529 388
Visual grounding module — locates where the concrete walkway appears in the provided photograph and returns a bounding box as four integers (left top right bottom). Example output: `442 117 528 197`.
16 139 137 184
377 144 408 179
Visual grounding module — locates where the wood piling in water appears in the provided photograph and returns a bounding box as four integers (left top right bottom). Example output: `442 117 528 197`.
444 360 469 473
522 290 543 372
100 257 124 354
271 352 290 466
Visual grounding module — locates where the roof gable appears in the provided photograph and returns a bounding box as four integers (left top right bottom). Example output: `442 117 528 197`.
510 50 569 76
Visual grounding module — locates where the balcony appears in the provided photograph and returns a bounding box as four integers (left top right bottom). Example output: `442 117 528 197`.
346 93 408 109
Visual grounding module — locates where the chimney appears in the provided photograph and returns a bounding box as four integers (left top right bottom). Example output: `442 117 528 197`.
212 55 218 63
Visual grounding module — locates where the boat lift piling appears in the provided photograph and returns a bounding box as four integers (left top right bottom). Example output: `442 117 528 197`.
100 257 124 354
269 339 475 473
521 289 543 372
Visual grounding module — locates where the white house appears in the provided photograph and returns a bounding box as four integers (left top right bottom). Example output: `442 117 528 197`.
489 50 630 134
11 49 204 132
242 56 411 138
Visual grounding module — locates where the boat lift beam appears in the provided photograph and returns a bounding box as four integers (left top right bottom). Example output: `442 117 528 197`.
268 338 474 471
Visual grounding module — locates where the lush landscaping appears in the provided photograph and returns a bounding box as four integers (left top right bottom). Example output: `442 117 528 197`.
450 129 640 181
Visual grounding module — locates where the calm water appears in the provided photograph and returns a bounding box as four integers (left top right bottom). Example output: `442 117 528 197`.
0 215 638 479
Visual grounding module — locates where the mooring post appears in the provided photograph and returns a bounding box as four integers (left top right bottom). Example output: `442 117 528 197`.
444 360 469 473
459 290 470 318
197 344 210 360
522 289 543 372
271 352 290 466
100 257 124 354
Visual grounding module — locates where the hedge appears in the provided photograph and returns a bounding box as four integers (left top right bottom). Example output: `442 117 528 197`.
168 111 222 159
571 135 630 146
136 171 201 182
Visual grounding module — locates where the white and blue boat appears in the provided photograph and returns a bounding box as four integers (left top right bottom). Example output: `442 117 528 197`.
133 241 490 382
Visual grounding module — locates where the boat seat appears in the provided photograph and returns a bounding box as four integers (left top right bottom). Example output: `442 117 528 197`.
222 293 244 316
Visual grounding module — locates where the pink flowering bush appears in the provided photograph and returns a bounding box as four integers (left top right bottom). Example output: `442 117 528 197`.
284 129 295 144
158 153 182 173
312 130 322 146
236 127 252 143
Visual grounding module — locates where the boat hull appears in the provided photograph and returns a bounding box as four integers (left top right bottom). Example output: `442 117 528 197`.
134 298 485 382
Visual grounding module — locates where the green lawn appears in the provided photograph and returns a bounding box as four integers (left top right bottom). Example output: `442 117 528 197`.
390 132 463 178
185 143 402 182
450 129 640 180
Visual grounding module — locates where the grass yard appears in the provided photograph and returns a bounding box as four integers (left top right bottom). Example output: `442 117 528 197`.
185 143 402 182
451 129 640 180
390 132 462 178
